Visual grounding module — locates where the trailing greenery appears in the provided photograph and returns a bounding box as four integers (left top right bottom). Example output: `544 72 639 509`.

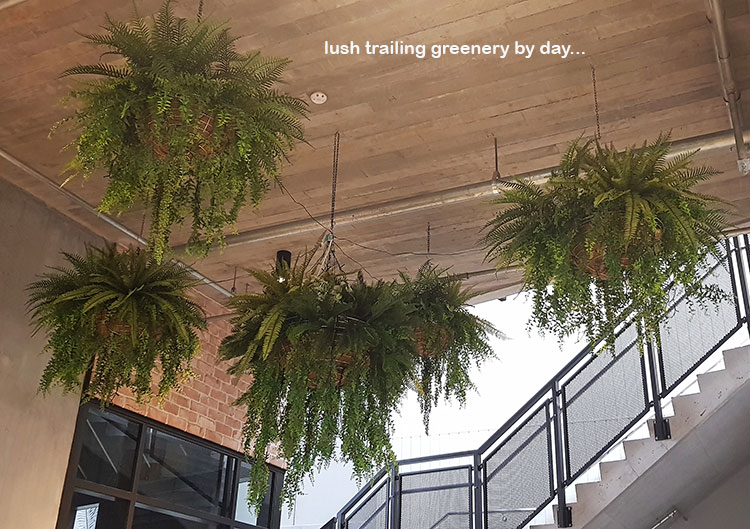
27 244 206 403
57 1 307 262
398 262 500 433
482 134 728 349
220 255 497 508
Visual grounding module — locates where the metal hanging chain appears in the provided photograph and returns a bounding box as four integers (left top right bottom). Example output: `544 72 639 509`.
325 131 341 272
197 0 204 22
427 222 431 255
494 137 500 174
591 65 602 142
135 210 148 254
231 266 237 295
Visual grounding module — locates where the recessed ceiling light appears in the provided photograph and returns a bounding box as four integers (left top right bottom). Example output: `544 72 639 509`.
310 91 328 105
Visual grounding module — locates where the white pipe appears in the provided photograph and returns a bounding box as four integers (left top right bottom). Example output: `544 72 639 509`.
0 147 234 298
707 0 750 174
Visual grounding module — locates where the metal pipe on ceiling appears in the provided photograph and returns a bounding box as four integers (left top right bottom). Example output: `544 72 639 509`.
174 128 750 253
0 147 234 298
707 0 750 175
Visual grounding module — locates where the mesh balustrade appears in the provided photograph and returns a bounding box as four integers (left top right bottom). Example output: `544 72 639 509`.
483 404 553 529
399 467 472 529
346 481 389 529
659 260 741 395
562 323 647 481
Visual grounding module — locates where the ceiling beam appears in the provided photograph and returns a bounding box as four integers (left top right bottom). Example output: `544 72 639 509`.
174 129 750 254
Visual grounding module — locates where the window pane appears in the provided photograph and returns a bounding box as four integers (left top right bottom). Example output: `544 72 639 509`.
76 407 140 490
66 491 129 529
138 428 231 516
132 505 230 529
234 462 271 528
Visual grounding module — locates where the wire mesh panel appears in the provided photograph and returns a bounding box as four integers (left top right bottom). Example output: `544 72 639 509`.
483 404 553 529
659 259 741 394
399 467 472 529
346 480 389 529
563 323 647 480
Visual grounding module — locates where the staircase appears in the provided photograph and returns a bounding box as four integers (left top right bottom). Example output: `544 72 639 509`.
328 236 750 529
531 345 750 529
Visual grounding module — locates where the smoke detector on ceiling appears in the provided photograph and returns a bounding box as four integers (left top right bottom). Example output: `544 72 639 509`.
310 91 328 105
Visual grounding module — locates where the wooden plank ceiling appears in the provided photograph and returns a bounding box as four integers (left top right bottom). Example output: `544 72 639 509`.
1 0 749 305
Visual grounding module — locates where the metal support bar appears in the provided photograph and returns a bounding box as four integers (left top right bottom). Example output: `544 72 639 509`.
389 466 400 529
473 453 483 529
647 340 671 441
551 381 572 528
739 235 750 335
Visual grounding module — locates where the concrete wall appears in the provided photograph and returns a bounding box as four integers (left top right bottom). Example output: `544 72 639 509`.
671 455 750 529
0 177 98 529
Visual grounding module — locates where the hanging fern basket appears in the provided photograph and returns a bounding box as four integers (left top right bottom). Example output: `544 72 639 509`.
482 134 728 347
27 244 207 403
219 255 499 509
56 1 307 262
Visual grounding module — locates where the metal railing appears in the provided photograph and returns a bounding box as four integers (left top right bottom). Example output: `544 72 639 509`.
329 235 750 529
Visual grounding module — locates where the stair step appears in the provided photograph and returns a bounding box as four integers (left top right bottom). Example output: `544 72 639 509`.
722 345 750 376
598 458 638 484
529 348 750 529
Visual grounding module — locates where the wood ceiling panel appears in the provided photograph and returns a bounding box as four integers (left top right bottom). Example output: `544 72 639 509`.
1 0 749 304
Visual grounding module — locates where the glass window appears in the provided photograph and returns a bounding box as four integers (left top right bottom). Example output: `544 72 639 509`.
76 407 140 490
58 405 283 529
138 428 231 516
132 505 231 529
234 462 272 527
67 491 129 529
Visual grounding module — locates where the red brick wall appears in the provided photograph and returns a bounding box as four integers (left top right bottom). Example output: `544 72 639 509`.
112 318 284 468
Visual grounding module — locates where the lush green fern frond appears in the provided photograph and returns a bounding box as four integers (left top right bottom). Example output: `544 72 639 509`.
57 1 307 263
482 133 728 352
27 244 206 404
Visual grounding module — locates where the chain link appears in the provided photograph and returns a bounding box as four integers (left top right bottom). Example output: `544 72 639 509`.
592 65 601 141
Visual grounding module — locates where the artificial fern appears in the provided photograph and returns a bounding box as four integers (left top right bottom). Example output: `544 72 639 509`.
220 255 413 507
398 262 501 433
57 1 307 262
27 244 207 403
220 255 498 509
482 134 728 348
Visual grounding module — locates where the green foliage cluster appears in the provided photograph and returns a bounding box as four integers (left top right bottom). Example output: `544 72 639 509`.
27 244 207 403
482 134 728 349
219 256 498 507
399 263 501 432
58 1 307 262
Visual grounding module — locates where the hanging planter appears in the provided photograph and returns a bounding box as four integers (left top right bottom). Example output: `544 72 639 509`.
397 262 500 432
220 254 414 507
56 1 307 262
482 134 728 348
219 254 498 508
27 244 207 403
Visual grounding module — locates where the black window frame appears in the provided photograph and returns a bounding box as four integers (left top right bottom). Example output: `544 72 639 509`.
56 402 284 529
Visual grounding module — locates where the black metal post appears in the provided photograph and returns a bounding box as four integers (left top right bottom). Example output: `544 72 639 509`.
551 381 572 527
389 465 400 529
473 452 483 529
739 235 750 334
647 339 671 440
